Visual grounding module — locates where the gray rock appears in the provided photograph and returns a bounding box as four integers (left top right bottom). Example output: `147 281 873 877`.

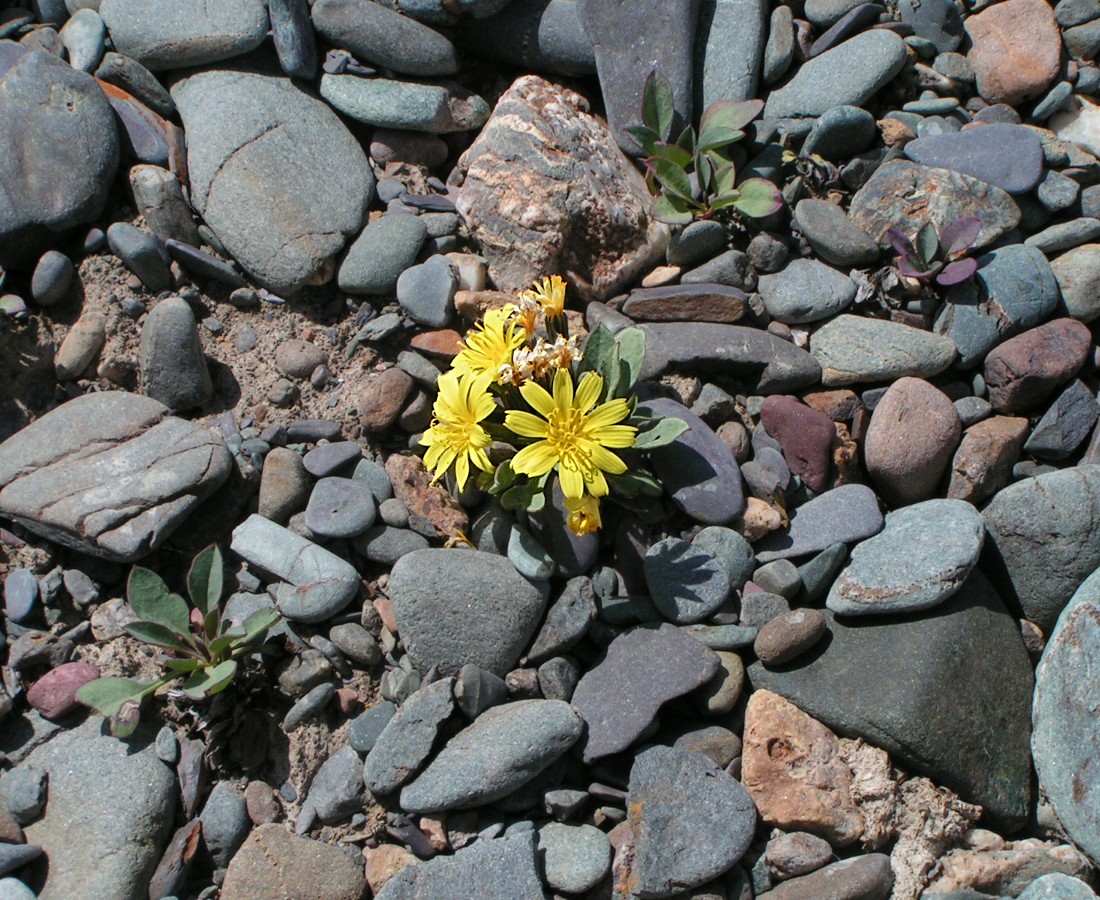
627 745 756 896
764 30 907 118
695 0 766 107
171 67 373 295
983 466 1100 632
199 780 249 869
810 314 957 386
312 0 459 76
303 746 364 825
1053 244 1100 322
304 476 376 539
230 514 361 623
0 766 46 822
94 51 175 118
375 831 545 900
139 297 212 411
645 538 731 624
763 4 795 85
640 322 820 392
827 499 985 616
794 199 878 266
399 700 583 812
0 877 37 899
758 258 857 324
0 392 230 562
338 213 428 295
364 677 455 796
748 570 1034 828
527 576 596 664
129 164 200 247
681 249 757 291
755 483 884 563
0 846 42 880
528 479 599 579
348 701 396 753
571 623 720 762
30 250 73 307
1027 217 1100 255
453 0 597 76
640 398 745 524
283 682 335 731
805 0 865 26
22 717 176 899
3 568 37 623
904 124 1044 194
107 222 170 291
1018 874 1099 900
693 526 756 589
389 548 547 676
667 220 728 268
58 8 105 72
899 0 963 51
760 854 893 899
849 160 1021 250
268 0 317 80
302 442 360 477
0 49 118 265
353 525 429 565
397 255 457 327
538 822 612 894
319 74 468 133
752 559 801 599
99 0 268 70
537 656 581 701
1023 380 1099 460
328 622 380 668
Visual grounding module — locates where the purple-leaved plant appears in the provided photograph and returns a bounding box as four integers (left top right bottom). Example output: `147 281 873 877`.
887 217 982 287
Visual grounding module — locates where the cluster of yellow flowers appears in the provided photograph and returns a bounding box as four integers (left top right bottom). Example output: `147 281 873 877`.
420 276 638 536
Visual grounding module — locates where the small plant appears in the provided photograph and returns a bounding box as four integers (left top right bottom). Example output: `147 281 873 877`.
76 545 280 737
887 217 982 287
627 71 784 225
420 276 688 535
781 148 840 197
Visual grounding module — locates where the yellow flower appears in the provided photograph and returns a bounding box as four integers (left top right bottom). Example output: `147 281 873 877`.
564 493 602 536
452 306 525 383
520 275 567 317
420 371 495 490
504 368 636 499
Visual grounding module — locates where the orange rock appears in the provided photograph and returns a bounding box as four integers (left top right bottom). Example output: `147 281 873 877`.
947 416 1028 505
363 843 418 895
965 0 1061 105
384 453 468 540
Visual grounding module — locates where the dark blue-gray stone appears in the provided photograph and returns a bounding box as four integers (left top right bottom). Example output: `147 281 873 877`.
348 700 397 753
507 522 555 581
363 677 455 796
667 219 728 268
808 3 883 58
639 398 745 525
1026 218 1100 255
693 526 756 589
1023 380 1099 460
755 484 884 563
795 199 878 267
758 258 857 323
164 240 247 288
304 476 376 539
268 0 317 80
749 569 1033 828
827 499 984 616
0 843 42 878
1033 568 1100 867
898 0 963 51
645 538 731 624
396 254 457 327
453 0 597 76
681 249 757 291
352 525 429 565
95 51 176 118
527 576 596 664
3 568 38 623
802 105 877 161
199 781 249 868
108 222 170 291
903 124 1043 194
528 479 598 579
695 0 766 107
30 250 74 307
139 296 213 411
762 4 795 85
303 441 361 477
934 243 1059 368
797 542 848 603
538 822 612 894
305 745 364 824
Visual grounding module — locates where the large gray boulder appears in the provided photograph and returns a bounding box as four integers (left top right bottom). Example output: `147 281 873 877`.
170 66 374 295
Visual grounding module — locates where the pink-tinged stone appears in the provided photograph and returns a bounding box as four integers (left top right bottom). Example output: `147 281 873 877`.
26 661 99 720
983 318 1092 413
966 0 1061 106
359 366 414 433
760 394 836 492
864 377 961 508
947 416 1029 505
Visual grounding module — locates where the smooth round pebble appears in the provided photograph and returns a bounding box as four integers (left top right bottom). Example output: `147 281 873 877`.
537 823 612 894
30 251 74 306
304 476 376 539
644 538 731 625
754 608 827 666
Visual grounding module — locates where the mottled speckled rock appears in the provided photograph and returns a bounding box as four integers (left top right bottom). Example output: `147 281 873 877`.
221 824 366 900
755 484 884 563
451 75 667 302
947 415 1029 505
965 0 1062 105
810 315 957 387
983 318 1091 413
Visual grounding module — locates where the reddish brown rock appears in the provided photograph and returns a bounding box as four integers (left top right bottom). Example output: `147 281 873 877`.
244 781 281 825
451 75 667 303
620 284 746 323
384 453 468 540
453 289 514 322
925 837 1092 896
864 377 961 508
359 367 415 433
801 389 862 422
409 329 464 362
966 0 1062 105
0 806 24 843
220 824 366 900
947 416 1029 505
26 661 99 720
363 843 418 895
760 395 836 491
754 608 827 666
983 318 1092 413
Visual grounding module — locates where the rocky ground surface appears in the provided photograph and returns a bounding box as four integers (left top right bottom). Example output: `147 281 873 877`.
1 0 1100 898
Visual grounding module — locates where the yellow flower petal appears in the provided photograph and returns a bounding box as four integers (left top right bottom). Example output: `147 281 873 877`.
551 366 574 410
505 410 550 439
588 443 629 475
558 465 585 499
574 371 602 413
519 380 555 418
511 442 558 477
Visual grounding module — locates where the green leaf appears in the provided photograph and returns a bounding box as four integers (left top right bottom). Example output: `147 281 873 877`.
649 141 694 169
181 660 237 700
652 158 693 202
713 163 737 197
125 620 193 651
676 125 696 155
111 699 143 739
163 658 205 674
916 222 939 265
203 608 221 642
633 417 690 450
625 125 659 156
493 460 517 492
607 470 665 498
653 193 695 225
707 191 744 211
579 325 616 377
641 69 675 140
237 607 281 646
699 99 763 142
76 676 156 718
697 126 748 154
128 567 192 635
614 328 647 397
501 481 542 512
187 545 224 617
731 178 784 218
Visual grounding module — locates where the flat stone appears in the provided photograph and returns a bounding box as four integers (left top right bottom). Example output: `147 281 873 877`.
231 514 361 623
645 538 731 624
99 0 267 70
0 392 230 562
983 318 1091 413
692 525 756 589
764 30 907 118
759 258 856 325
849 160 1021 251
759 395 836 492
353 525 430 565
639 398 745 525
59 9 106 72
171 67 373 295
30 250 73 306
451 75 667 302
947 415 1028 505
305 476 376 539
755 483 884 563
571 622 720 762
899 0 963 51
107 222 171 291
397 255 457 327
747 570 1034 829
696 0 767 107
1026 217 1100 255
221 824 366 900
1023 380 1099 461
399 699 583 812
626 745 757 896
810 314 957 387
319 75 471 133
268 0 317 79
622 283 746 323
766 832 836 880
54 310 105 382
763 4 795 84
140 297 212 411
754 608 828 666
904 125 1044 194
538 822 611 894
3 568 37 623
827 499 984 616
761 854 894 900
1052 244 1100 323
26 661 99 720
802 105 878 160
983 465 1100 632
199 781 249 869
364 677 455 796
794 199 879 267
338 214 428 295
965 0 1062 105
864 377 961 507
389 548 546 676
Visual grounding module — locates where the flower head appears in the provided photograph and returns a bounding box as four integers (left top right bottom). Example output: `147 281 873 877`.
564 493 602 536
520 275 567 317
420 370 496 490
452 306 525 383
504 368 636 500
